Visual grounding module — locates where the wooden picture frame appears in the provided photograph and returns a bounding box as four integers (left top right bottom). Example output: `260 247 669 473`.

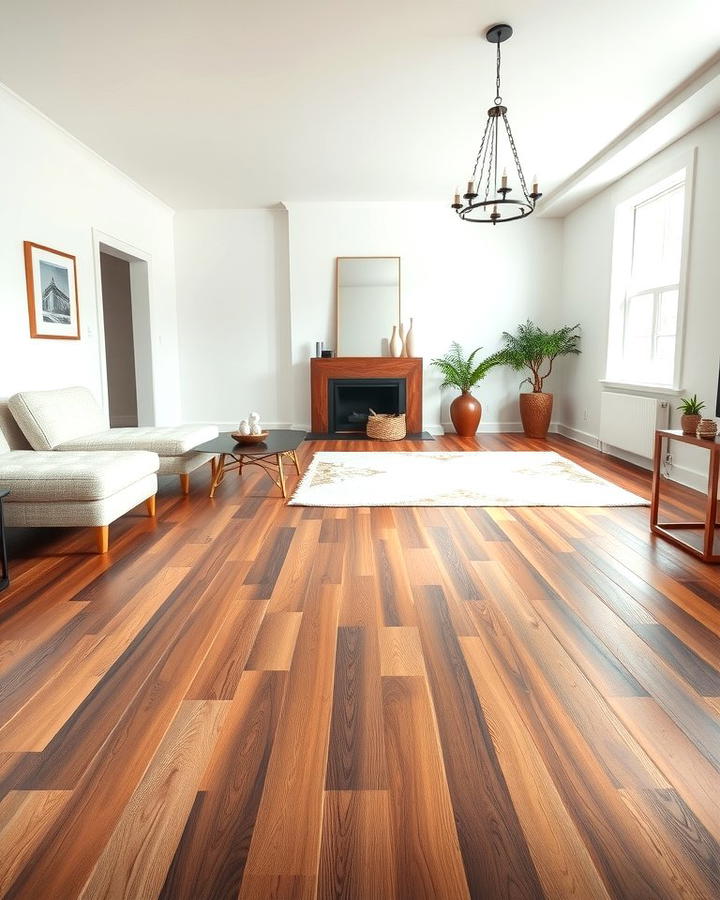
24 241 80 340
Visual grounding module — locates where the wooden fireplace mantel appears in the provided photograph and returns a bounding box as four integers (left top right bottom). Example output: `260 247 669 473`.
310 357 423 433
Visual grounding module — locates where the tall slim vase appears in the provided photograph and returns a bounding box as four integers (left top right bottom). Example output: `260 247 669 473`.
389 326 402 358
399 322 408 357
405 318 416 356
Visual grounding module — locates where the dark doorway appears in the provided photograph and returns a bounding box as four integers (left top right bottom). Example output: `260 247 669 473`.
99 252 138 427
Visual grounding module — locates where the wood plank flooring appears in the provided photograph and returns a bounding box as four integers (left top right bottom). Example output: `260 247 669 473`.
1 433 720 898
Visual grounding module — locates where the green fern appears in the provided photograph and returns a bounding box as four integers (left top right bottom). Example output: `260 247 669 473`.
430 342 504 392
499 320 581 392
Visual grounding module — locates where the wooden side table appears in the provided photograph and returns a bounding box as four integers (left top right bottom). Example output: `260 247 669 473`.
651 429 720 563
0 490 9 591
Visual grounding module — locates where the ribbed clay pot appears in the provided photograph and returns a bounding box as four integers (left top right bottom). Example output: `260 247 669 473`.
519 392 553 439
450 391 482 437
681 414 701 435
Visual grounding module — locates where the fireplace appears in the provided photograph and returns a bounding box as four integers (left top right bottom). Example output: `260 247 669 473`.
310 357 422 435
329 378 406 433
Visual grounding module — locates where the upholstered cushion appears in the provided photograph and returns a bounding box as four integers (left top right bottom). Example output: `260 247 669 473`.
0 450 158 502
56 424 218 456
3 473 157 528
0 400 32 452
9 387 107 450
157 451 216 475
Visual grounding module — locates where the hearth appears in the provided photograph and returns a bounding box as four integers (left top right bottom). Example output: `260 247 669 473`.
329 378 406 433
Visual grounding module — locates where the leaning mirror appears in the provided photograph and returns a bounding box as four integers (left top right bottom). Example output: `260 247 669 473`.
336 256 400 356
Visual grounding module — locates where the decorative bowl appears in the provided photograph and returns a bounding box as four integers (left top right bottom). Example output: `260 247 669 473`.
231 431 269 445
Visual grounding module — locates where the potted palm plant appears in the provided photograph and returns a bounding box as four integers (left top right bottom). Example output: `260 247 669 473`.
499 320 581 439
677 395 705 435
430 342 504 436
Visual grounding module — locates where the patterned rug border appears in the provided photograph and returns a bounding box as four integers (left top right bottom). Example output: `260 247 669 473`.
288 450 650 508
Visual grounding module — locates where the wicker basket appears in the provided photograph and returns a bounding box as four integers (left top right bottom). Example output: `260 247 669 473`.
366 409 407 441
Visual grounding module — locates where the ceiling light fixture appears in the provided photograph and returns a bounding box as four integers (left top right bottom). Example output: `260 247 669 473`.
452 24 541 224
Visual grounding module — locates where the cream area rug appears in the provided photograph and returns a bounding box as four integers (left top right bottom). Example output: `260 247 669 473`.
288 451 648 507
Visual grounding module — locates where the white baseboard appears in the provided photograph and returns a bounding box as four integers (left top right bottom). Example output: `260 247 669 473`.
555 424 600 449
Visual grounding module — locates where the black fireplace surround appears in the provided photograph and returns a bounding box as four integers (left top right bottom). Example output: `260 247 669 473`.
328 378 406 433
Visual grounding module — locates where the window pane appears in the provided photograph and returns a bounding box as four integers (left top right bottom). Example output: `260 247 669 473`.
657 289 678 336
631 185 684 290
626 293 653 339
655 335 675 364
632 203 665 287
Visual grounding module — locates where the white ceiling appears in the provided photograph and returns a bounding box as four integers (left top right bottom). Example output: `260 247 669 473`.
1 0 718 209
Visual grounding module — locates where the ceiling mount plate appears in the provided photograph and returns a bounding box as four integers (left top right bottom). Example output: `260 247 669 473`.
486 24 513 44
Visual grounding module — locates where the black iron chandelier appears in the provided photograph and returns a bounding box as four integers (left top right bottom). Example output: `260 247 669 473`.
452 24 541 224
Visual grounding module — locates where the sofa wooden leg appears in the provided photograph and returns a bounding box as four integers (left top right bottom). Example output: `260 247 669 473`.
95 525 109 554
145 495 157 517
180 474 190 494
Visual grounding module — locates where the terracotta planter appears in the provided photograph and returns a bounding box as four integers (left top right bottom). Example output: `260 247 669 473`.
681 414 701 435
519 392 553 439
450 391 482 436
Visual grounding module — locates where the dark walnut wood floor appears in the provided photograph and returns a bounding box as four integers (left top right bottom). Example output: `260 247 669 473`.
1 433 720 898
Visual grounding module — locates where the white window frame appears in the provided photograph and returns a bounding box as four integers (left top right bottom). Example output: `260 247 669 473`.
603 149 695 394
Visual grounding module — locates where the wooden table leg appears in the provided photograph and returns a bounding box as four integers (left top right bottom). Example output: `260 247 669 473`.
277 453 287 498
704 445 720 559
291 449 301 476
209 453 226 499
650 431 663 528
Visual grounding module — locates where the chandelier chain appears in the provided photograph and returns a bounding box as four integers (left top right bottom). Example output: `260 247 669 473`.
502 112 530 200
484 119 496 202
495 41 502 104
470 117 491 181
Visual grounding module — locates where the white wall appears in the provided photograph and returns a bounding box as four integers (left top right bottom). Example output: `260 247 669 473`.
557 113 720 488
0 85 181 423
174 209 291 427
286 202 564 432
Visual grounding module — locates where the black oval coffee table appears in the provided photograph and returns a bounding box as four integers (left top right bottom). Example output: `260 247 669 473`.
195 431 306 499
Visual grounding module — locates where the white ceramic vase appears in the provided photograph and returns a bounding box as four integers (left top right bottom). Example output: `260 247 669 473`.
405 318 416 357
389 325 402 358
399 322 408 357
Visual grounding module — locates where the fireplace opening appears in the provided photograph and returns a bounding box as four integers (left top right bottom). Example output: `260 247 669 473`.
329 378 406 432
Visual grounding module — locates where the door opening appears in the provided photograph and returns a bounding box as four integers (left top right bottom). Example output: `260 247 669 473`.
99 252 138 426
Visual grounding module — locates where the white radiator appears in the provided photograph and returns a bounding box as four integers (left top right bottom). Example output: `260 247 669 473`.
599 392 669 459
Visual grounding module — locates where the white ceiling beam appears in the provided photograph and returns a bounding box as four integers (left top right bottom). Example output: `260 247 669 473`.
539 53 720 218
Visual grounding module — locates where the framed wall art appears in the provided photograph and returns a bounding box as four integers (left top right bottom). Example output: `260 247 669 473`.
24 241 80 340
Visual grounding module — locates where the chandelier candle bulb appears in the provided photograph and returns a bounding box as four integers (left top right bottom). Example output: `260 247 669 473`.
501 168 508 188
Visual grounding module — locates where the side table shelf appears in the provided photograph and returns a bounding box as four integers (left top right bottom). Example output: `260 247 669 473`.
0 490 9 591
651 429 720 563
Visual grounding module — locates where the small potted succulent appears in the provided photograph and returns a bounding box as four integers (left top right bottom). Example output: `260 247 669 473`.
430 342 505 436
677 395 705 435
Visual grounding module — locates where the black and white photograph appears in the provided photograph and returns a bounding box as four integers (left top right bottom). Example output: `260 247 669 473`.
24 241 80 339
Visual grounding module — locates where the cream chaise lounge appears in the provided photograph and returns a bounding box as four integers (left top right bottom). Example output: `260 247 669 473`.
8 387 218 494
0 401 159 553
